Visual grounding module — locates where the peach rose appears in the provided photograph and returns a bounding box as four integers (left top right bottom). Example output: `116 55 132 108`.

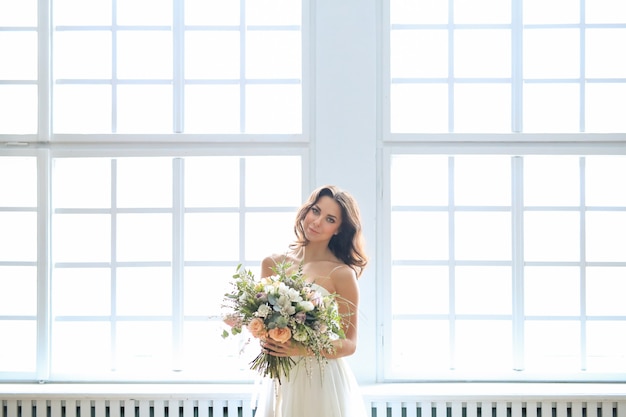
247 318 267 339
268 327 292 343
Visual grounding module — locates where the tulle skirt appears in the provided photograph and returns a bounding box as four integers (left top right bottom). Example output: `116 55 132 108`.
254 356 368 417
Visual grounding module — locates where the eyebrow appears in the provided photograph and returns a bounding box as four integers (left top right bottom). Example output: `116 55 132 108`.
313 204 338 220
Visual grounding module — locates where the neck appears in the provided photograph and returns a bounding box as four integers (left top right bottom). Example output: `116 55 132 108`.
296 243 332 263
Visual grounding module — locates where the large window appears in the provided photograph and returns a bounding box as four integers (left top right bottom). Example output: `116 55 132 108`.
0 0 308 383
385 153 626 381
387 0 626 134
0 0 304 139
384 0 626 381
0 153 303 382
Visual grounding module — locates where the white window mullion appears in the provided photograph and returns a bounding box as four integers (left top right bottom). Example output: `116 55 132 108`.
511 156 524 371
36 149 52 381
110 158 118 370
173 2 184 133
579 1 586 133
511 0 523 133
38 0 52 141
448 156 456 369
578 156 587 371
172 158 184 371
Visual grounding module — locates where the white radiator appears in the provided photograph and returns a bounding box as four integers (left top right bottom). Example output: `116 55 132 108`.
1 398 251 417
2 398 626 417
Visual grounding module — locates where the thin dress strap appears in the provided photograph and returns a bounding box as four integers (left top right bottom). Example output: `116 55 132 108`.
328 264 347 277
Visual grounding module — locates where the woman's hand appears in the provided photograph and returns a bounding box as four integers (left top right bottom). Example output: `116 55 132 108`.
261 338 310 357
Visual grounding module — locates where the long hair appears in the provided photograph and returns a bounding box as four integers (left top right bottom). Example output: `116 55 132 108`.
290 185 368 278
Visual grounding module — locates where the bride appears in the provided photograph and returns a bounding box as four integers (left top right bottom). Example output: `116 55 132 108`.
255 185 369 417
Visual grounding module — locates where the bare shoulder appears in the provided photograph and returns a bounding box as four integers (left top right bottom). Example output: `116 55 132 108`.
329 264 358 287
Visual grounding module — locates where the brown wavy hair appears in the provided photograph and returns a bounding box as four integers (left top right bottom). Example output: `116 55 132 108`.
290 185 368 278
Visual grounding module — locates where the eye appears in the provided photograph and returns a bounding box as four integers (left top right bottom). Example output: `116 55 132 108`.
326 217 335 224
311 206 320 214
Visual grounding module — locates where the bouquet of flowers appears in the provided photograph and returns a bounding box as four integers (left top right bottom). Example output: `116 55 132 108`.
222 260 345 383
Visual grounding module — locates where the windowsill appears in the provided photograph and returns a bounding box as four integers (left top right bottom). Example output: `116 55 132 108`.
1 382 626 399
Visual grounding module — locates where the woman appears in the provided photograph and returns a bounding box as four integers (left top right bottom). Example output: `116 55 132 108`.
255 185 368 417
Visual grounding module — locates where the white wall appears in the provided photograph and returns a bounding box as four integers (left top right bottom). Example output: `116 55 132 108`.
311 0 379 383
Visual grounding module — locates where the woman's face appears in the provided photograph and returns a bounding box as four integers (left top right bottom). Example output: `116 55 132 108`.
302 195 342 243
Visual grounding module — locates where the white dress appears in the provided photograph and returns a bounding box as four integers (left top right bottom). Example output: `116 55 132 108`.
254 285 368 417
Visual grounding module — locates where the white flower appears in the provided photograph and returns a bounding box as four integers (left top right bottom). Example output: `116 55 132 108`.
275 294 296 316
256 304 272 318
298 300 315 312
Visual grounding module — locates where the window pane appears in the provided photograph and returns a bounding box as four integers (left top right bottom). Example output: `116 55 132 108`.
185 0 240 25
185 213 240 261
245 156 302 207
185 85 241 133
184 266 235 316
585 84 626 133
390 320 449 374
117 158 172 208
390 0 448 24
184 157 240 207
455 212 511 260
116 85 173 133
53 85 112 133
391 266 449 315
524 29 580 78
53 268 111 316
246 31 301 79
524 212 580 261
0 213 37 262
454 0 510 24
0 32 37 80
455 267 511 315
245 84 302 133
391 155 449 206
525 267 580 316
586 267 626 316
53 214 111 262
391 212 449 260
524 84 580 133
0 267 37 316
391 84 448 133
585 156 626 206
586 212 626 262
585 29 626 78
587 321 626 371
586 0 626 23
454 156 510 206
0 157 37 207
390 30 448 78
0 85 38 134
525 321 580 371
54 0 112 25
524 0 580 24
454 30 510 78
54 158 112 208
246 0 301 25
0 0 37 26
53 31 112 79
524 156 580 206
185 32 240 79
0 321 36 372
454 84 511 133
117 31 172 79
116 322 172 371
455 321 512 370
117 267 172 315
117 0 171 26
245 212 296 259
117 214 171 262
52 322 111 373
